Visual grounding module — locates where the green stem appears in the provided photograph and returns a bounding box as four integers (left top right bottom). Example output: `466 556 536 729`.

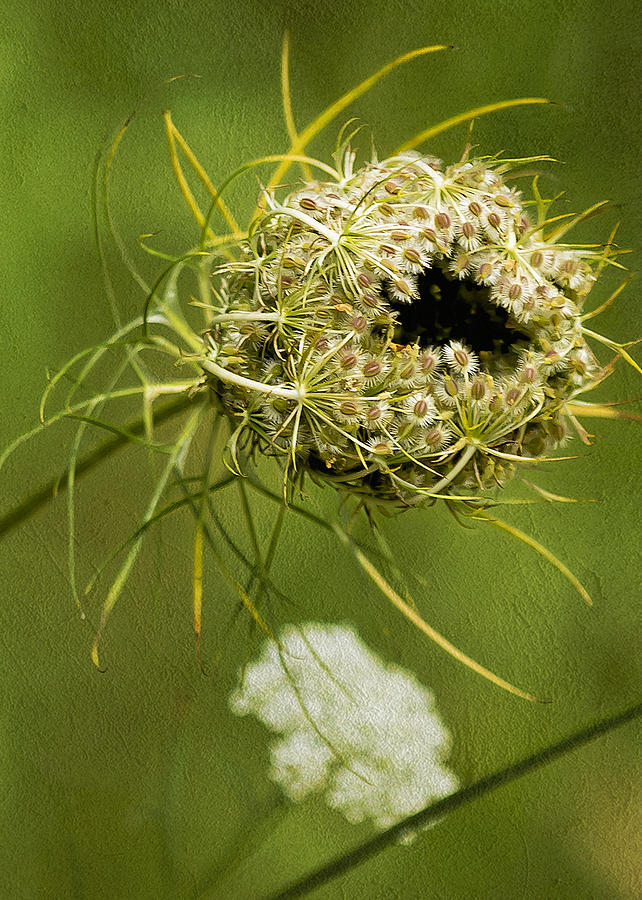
267 698 642 900
209 311 281 324
430 442 476 495
0 394 196 540
201 357 303 401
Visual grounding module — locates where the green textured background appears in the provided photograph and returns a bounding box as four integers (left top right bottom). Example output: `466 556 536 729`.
1 1 640 897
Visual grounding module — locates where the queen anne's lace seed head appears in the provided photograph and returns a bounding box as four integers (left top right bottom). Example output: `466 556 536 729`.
203 151 607 505
229 622 458 838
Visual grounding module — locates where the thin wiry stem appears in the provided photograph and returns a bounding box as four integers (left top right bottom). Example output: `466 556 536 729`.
280 30 313 182
331 521 538 702
264 699 642 900
91 403 205 669
394 97 552 153
257 43 452 215
0 394 195 540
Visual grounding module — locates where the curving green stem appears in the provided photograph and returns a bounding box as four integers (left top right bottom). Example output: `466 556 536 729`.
200 357 304 401
265 699 642 900
0 394 195 540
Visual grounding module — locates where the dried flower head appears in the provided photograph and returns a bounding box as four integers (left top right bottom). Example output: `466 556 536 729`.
230 622 458 839
203 148 619 506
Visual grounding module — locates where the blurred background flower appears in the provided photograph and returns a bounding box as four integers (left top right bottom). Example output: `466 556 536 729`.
230 622 458 836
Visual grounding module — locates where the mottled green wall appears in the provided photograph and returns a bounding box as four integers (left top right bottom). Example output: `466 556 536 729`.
1 1 640 897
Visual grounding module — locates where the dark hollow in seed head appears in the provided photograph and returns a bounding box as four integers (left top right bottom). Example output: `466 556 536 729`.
386 265 530 355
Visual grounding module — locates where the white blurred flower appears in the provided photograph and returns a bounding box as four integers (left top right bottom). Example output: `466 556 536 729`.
229 622 458 839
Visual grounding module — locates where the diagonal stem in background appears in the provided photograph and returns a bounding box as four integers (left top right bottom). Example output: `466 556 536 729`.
266 699 642 900
0 394 195 540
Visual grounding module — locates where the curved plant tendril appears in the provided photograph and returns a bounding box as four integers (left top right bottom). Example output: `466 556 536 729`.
395 96 552 154
469 511 592 606
256 41 454 217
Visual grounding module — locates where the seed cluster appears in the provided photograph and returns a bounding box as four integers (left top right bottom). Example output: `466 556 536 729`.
203 151 603 504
